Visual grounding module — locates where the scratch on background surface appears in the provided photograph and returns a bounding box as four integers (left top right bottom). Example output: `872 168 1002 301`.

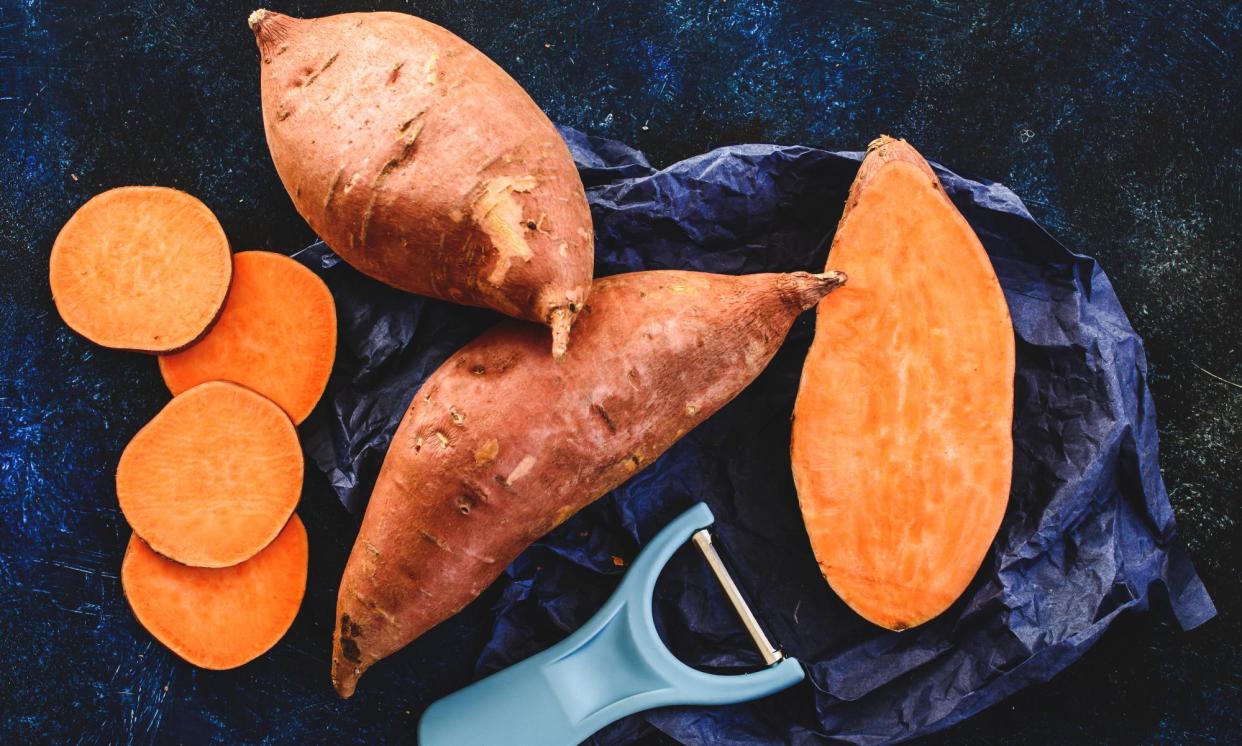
5 81 45 137
1192 363 1242 391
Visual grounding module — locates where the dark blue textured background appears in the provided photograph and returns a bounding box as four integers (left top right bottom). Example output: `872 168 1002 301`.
1 1 1238 743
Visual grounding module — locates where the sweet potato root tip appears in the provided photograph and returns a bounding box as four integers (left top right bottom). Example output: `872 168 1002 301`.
779 270 848 312
868 134 897 151
158 251 337 425
247 8 268 32
248 9 292 44
331 269 846 694
122 515 308 670
249 9 300 63
49 186 231 353
254 10 594 351
332 606 368 697
117 381 303 568
332 653 360 698
791 139 1014 631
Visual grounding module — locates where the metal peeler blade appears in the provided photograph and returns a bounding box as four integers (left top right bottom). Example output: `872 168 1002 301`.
692 528 785 666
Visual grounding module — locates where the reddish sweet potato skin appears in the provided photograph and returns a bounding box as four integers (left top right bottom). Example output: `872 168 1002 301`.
251 10 593 352
331 268 845 696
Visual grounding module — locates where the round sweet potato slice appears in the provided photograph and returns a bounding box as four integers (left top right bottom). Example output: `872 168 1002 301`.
49 186 232 353
122 514 308 669
116 381 303 568
159 251 337 424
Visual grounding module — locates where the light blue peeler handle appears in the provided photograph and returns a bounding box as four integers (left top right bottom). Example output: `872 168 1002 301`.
418 503 805 746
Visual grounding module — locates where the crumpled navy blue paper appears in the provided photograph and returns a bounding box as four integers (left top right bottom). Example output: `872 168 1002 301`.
294 126 1215 744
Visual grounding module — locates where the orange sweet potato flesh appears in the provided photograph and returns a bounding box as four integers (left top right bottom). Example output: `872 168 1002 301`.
49 186 232 353
122 514 308 670
791 137 1014 631
331 268 847 696
159 251 337 425
250 10 594 358
117 381 303 568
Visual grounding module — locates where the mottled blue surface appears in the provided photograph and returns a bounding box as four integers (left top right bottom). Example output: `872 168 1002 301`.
1 1 1239 744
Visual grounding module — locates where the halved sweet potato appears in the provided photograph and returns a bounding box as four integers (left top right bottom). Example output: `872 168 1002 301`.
116 381 303 568
122 514 308 669
791 137 1015 631
49 186 232 353
159 251 337 424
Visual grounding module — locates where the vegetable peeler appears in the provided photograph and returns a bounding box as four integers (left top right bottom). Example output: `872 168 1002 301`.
418 503 804 745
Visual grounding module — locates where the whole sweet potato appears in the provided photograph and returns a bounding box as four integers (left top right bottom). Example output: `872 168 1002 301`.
331 268 846 696
250 10 593 356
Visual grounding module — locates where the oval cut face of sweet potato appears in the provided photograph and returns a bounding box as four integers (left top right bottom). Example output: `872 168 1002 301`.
116 381 303 568
159 251 337 425
49 186 232 353
791 137 1015 631
122 514 308 670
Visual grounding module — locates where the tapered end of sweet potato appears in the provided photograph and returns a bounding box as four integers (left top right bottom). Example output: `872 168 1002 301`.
331 658 360 699
778 270 848 312
331 614 370 698
331 589 387 698
845 135 939 216
248 9 296 58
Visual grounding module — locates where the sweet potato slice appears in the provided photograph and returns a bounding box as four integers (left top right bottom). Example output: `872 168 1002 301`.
791 137 1015 631
116 381 303 568
49 186 231 353
122 514 308 669
158 251 337 424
